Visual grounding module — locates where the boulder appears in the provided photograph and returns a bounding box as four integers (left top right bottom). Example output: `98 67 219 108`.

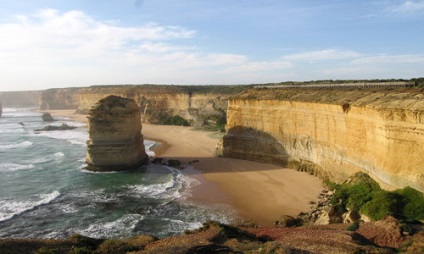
275 215 298 227
41 112 55 122
85 95 148 171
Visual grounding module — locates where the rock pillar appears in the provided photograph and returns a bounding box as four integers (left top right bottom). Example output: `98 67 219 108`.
86 95 148 171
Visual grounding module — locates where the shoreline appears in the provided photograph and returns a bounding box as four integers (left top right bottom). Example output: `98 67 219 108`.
44 109 323 225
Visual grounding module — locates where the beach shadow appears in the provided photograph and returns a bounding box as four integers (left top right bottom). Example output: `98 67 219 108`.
222 126 289 166
152 126 293 175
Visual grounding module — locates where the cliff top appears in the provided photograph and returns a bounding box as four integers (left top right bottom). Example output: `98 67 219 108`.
233 86 424 111
80 84 251 95
90 95 139 115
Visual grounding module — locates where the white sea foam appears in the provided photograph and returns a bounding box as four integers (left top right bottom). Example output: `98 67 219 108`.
128 167 200 200
144 140 156 157
30 130 88 146
0 141 33 150
0 191 61 222
76 214 144 238
25 152 65 164
162 218 203 234
0 163 35 172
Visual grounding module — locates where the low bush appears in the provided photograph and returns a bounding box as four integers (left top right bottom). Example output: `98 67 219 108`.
395 187 424 220
328 172 424 221
159 115 190 126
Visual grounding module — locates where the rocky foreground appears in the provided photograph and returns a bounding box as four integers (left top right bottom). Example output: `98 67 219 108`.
0 218 423 254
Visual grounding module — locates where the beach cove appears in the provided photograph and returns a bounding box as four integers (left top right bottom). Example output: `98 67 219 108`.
49 109 323 226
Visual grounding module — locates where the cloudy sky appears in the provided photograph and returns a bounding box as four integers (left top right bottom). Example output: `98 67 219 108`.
0 0 423 91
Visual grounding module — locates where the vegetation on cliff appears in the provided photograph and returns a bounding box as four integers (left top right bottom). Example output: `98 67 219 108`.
328 172 424 221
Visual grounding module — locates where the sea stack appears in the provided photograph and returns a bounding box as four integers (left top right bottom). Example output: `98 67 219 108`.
86 95 148 171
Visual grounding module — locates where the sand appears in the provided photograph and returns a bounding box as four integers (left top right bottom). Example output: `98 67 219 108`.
44 110 323 225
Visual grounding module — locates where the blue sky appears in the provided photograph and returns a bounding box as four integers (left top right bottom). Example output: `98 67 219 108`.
0 0 423 91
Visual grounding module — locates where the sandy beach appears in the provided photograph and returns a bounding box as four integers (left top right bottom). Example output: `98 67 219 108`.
45 110 323 225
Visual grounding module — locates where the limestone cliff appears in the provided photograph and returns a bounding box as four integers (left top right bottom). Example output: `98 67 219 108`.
0 91 41 107
77 85 244 126
223 87 424 192
39 88 81 110
86 95 148 171
39 85 247 126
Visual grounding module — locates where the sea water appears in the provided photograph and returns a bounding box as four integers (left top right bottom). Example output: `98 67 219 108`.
0 108 235 239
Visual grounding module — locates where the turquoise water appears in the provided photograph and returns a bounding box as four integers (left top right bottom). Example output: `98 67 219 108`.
0 108 234 239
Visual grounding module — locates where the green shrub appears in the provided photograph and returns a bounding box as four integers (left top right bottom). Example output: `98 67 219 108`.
345 181 376 211
360 191 403 220
160 115 190 126
395 187 424 220
329 172 424 221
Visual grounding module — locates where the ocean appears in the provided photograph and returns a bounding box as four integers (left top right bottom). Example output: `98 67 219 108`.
0 108 235 239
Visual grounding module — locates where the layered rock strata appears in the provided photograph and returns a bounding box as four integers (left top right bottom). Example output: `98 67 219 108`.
223 88 424 192
86 95 148 171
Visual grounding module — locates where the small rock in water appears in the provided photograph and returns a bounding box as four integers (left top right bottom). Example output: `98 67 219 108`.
41 112 55 122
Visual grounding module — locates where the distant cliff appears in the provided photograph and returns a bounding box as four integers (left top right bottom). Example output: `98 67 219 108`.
222 87 424 192
39 88 81 110
0 91 41 107
39 85 248 126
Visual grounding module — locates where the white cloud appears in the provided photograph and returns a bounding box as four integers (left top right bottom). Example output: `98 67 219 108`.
385 0 424 15
0 8 295 89
283 49 362 61
351 54 424 64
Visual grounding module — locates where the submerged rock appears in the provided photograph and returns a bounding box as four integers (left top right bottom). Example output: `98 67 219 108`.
35 124 77 131
85 95 148 171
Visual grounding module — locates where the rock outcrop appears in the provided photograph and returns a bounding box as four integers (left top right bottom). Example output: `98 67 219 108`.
35 124 77 132
86 95 148 171
223 87 424 192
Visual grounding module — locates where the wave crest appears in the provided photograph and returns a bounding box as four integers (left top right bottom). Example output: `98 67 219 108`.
0 191 61 222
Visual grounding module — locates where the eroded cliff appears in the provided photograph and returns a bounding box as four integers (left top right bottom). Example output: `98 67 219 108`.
39 88 81 110
0 91 41 107
223 87 424 192
39 85 247 126
86 95 148 171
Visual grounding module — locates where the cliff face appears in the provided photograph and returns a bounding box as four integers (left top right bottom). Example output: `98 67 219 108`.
39 88 81 110
39 85 244 126
223 88 424 192
86 95 148 171
0 91 41 107
76 85 238 126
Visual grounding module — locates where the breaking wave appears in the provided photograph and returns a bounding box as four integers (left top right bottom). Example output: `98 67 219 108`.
0 191 61 222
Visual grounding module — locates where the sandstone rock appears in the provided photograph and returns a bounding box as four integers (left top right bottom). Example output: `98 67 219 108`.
85 95 148 171
343 210 361 224
356 215 405 248
275 215 298 227
314 211 330 225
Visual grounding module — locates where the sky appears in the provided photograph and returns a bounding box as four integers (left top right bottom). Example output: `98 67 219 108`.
0 0 423 91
